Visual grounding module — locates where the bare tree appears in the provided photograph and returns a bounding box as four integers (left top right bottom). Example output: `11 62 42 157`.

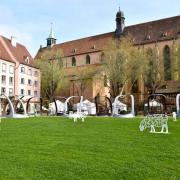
143 46 163 94
35 49 68 101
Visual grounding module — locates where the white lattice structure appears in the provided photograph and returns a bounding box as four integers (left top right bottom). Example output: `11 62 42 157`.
68 111 87 122
139 114 168 133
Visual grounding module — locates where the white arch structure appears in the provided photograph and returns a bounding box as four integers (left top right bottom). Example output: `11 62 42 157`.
176 94 180 117
0 94 28 118
113 94 135 118
64 96 83 115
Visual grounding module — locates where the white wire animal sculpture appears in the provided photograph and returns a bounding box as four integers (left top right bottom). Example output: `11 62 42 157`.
68 111 87 122
139 114 168 133
66 96 87 122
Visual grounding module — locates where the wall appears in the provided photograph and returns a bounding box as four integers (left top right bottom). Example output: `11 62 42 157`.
0 59 15 96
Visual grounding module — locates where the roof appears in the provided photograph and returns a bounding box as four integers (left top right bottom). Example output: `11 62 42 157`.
0 35 35 66
35 15 180 58
156 81 180 94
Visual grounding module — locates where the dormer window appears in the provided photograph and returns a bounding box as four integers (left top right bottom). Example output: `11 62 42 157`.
73 49 77 53
160 32 168 38
145 35 151 40
25 56 30 64
91 45 96 49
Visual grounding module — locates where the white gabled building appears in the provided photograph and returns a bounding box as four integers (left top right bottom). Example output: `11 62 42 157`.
0 35 41 99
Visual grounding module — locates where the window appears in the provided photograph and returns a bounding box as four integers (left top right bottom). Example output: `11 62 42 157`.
1 87 6 94
28 69 32 75
21 89 24 95
9 77 13 85
34 80 38 87
21 67 25 73
21 78 25 84
28 79 31 85
9 88 13 96
72 57 76 66
28 90 31 96
163 45 171 81
34 70 38 76
86 55 91 64
34 90 38 96
9 65 14 74
1 75 6 84
2 63 6 72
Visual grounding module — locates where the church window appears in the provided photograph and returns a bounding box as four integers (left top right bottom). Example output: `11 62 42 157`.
72 57 76 66
163 45 171 81
86 55 91 64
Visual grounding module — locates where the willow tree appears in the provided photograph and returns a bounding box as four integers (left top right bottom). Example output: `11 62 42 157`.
174 43 180 80
35 50 68 101
71 66 99 96
143 46 163 94
101 36 147 98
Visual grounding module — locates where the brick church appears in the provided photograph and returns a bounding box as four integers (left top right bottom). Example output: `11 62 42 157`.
36 9 180 112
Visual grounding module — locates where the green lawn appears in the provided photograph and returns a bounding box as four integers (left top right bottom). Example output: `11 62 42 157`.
0 117 180 180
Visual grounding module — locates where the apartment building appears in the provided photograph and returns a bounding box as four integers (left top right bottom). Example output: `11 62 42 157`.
0 35 40 99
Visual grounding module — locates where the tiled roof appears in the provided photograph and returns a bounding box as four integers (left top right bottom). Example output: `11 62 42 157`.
0 35 34 66
156 81 180 94
36 15 180 58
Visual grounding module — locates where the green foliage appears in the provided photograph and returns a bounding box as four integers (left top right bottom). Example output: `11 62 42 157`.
71 66 99 96
143 46 163 94
102 36 146 97
0 117 180 179
174 43 180 80
35 50 68 100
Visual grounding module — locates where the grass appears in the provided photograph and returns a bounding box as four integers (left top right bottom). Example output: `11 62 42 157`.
0 116 180 180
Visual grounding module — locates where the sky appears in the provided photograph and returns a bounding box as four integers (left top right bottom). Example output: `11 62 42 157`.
0 0 179 57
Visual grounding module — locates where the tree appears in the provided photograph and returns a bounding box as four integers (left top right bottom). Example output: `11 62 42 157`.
101 36 146 98
174 43 180 80
143 46 163 94
35 50 68 101
70 66 99 96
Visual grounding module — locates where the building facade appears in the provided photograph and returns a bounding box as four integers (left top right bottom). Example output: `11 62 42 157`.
36 9 180 112
0 35 41 99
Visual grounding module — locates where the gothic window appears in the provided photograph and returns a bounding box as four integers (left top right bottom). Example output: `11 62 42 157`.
86 55 91 64
72 57 76 66
163 45 171 81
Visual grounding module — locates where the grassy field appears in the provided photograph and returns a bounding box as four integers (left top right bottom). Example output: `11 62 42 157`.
0 117 179 180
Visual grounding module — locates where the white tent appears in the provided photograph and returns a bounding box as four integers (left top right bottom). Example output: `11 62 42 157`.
112 100 127 112
49 100 65 115
76 99 96 115
144 100 162 107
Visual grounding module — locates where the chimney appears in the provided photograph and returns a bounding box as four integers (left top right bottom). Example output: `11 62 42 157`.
11 36 17 47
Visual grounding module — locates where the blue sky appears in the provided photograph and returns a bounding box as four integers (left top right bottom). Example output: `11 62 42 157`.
0 0 179 57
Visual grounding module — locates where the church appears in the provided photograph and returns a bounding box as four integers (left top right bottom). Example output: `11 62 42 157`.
36 9 180 113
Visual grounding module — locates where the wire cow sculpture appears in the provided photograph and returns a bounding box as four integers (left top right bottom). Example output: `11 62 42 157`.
140 94 169 134
139 114 168 133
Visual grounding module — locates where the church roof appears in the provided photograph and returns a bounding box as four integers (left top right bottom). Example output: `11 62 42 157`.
36 15 180 58
0 35 34 66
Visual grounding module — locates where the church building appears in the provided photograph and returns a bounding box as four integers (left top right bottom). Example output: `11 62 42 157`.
36 9 180 113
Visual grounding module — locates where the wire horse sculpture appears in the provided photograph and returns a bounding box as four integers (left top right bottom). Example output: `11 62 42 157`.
139 94 169 133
